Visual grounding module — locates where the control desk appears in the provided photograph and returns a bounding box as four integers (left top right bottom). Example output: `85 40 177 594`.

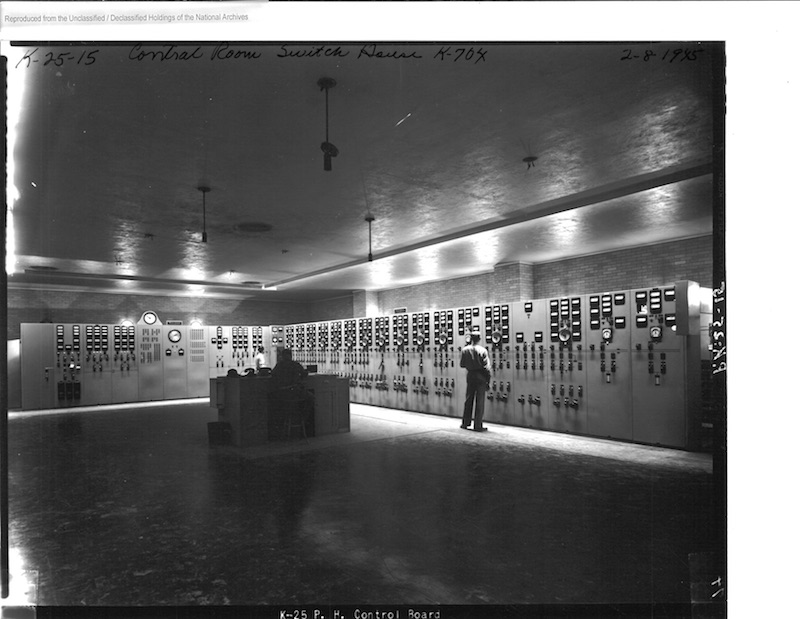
210 374 350 447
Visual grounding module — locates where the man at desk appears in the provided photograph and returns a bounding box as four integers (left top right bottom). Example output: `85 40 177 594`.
271 348 313 438
271 348 308 388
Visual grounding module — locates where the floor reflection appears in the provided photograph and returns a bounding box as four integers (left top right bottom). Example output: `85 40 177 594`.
7 402 715 606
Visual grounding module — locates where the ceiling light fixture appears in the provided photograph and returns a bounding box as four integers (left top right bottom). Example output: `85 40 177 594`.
519 138 538 171
198 186 210 242
365 213 375 262
318 77 338 171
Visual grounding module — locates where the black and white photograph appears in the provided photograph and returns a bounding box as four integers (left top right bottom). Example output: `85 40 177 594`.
0 2 790 617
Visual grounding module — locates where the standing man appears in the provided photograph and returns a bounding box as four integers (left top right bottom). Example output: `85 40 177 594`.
460 329 491 432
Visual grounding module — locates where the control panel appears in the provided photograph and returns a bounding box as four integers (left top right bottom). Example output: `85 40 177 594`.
18 281 705 450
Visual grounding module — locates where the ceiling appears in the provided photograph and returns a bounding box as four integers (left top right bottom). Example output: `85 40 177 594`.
6 41 718 302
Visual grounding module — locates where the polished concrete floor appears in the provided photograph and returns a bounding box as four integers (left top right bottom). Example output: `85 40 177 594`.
6 399 717 614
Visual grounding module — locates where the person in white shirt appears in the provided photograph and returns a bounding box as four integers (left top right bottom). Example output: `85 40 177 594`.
255 346 268 371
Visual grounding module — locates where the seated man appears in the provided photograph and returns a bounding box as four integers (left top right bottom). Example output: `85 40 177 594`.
271 348 308 388
270 349 313 438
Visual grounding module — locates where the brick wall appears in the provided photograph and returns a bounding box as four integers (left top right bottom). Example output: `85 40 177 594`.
493 262 535 304
305 294 354 322
366 236 712 315
531 236 713 298
375 272 495 314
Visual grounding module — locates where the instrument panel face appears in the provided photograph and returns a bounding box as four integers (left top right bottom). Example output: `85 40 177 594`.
18 282 701 450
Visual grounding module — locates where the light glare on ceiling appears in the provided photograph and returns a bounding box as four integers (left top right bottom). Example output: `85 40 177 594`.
5 45 29 275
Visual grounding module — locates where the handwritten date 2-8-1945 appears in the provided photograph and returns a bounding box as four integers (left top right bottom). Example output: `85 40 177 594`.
620 47 704 63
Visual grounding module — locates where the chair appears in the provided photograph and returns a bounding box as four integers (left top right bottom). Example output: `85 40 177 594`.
272 385 310 442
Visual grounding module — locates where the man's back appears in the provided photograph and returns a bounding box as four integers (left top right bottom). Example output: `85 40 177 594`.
272 356 307 388
460 344 489 373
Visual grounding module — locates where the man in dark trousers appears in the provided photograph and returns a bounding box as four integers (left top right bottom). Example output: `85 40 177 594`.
460 329 491 432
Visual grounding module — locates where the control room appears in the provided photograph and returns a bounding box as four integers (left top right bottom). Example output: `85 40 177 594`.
3 34 730 617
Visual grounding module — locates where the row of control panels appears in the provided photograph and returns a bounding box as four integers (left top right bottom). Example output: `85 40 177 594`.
284 286 683 353
18 282 708 450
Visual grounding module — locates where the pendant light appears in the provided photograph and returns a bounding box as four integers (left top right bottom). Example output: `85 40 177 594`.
318 77 339 171
198 186 210 242
365 213 375 262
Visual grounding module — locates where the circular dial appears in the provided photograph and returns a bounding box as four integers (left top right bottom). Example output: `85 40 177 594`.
142 311 158 325
168 329 182 343
601 327 613 342
650 325 663 340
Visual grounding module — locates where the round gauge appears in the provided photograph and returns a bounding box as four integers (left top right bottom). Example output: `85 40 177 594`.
650 326 663 340
168 329 182 343
601 327 613 342
558 327 571 343
142 311 158 325
491 331 502 344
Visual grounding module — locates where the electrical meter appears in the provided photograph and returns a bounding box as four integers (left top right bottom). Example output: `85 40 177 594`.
650 325 663 341
142 311 158 325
